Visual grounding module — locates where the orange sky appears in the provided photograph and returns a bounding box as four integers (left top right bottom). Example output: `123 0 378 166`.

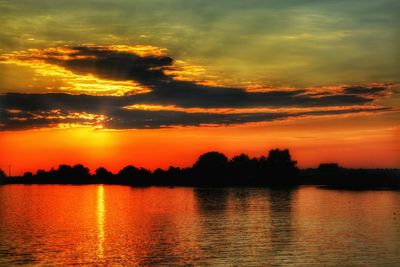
1 111 399 176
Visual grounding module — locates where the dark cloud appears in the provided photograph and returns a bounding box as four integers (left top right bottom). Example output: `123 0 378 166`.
343 86 386 95
104 108 289 129
0 108 97 131
39 46 174 85
1 93 124 112
0 93 389 131
137 81 373 108
50 46 174 85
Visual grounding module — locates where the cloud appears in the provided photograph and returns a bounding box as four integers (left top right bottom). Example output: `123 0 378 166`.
3 46 378 107
0 108 105 130
0 92 390 130
47 46 174 86
343 86 386 95
0 45 393 130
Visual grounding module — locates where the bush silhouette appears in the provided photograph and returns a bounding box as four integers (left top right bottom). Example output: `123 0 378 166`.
0 169 5 179
318 163 341 172
23 172 33 178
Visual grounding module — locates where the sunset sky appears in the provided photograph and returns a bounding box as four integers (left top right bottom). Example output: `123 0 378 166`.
0 0 399 175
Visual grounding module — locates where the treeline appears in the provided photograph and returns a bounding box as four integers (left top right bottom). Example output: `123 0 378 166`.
301 163 400 190
0 149 298 186
1 149 399 189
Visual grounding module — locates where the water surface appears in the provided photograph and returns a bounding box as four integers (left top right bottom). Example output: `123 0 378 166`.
0 185 399 266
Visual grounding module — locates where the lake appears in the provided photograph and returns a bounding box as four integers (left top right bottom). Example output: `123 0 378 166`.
0 185 399 266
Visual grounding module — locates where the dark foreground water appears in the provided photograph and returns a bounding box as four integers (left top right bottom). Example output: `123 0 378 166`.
0 185 399 266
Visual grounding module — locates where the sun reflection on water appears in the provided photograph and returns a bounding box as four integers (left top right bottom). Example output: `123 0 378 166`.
97 185 105 258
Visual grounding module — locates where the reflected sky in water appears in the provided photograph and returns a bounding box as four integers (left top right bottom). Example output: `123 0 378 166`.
0 185 399 266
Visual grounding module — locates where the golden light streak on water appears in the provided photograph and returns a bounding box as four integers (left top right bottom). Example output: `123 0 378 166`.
96 185 105 259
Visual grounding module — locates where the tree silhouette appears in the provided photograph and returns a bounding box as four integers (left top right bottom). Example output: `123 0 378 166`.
57 164 73 180
117 165 151 185
95 167 113 183
193 152 229 185
229 154 259 185
118 165 139 179
230 154 251 175
71 164 90 178
266 149 297 169
153 166 193 186
264 149 298 185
